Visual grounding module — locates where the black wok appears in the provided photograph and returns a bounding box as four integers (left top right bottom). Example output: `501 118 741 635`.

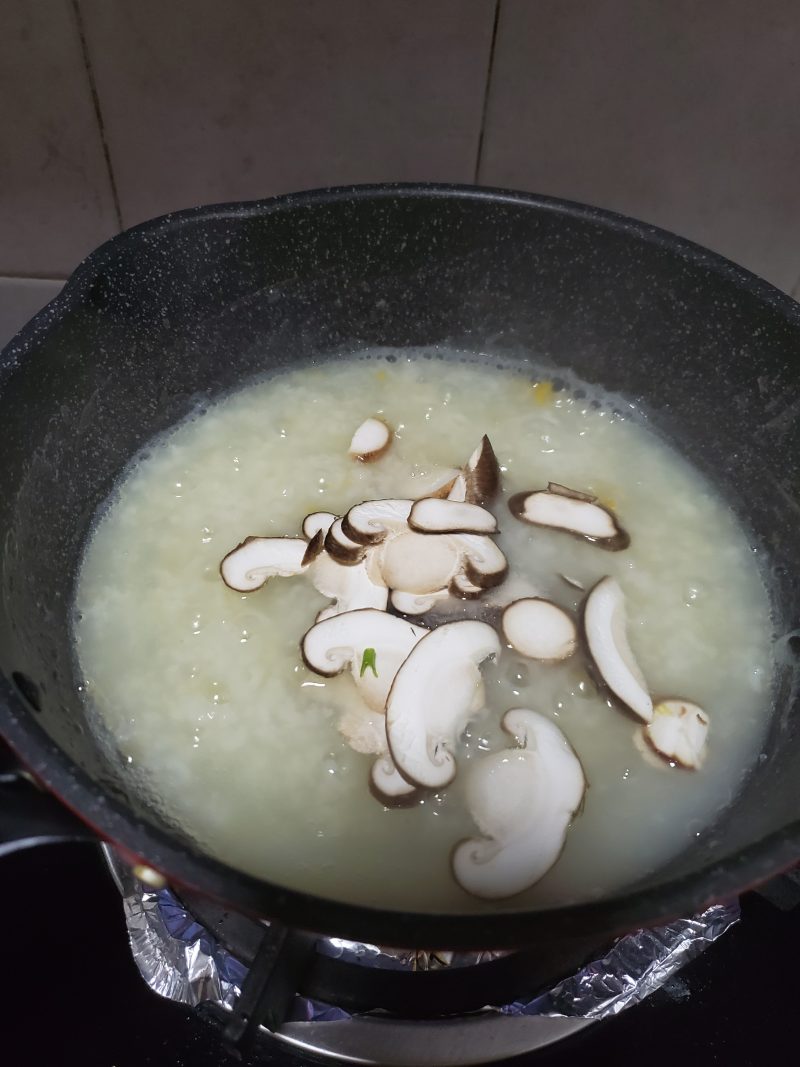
1 184 798 951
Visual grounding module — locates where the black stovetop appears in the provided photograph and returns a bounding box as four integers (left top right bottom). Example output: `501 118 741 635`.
1 844 796 1066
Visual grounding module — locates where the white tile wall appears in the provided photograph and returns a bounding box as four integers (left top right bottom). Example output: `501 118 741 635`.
0 277 64 349
78 0 497 227
0 0 118 276
479 0 800 292
1 1 799 293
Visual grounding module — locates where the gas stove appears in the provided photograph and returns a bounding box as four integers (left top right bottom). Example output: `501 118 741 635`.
4 845 799 1066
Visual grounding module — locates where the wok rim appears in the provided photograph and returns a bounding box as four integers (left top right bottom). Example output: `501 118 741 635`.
1 181 799 950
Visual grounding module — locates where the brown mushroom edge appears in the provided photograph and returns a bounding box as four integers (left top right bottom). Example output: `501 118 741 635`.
507 485 630 552
577 577 653 724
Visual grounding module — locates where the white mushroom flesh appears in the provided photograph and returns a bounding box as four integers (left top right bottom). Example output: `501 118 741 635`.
220 537 311 592
452 709 585 899
386 620 501 789
341 499 413 545
417 468 460 500
583 576 653 723
370 753 418 802
337 702 388 755
302 608 427 712
449 572 484 599
310 553 388 621
408 497 497 535
302 511 337 540
447 473 467 502
379 531 460 594
451 533 508 588
645 700 710 769
509 486 628 549
348 417 392 462
390 588 450 615
324 517 368 565
502 598 577 662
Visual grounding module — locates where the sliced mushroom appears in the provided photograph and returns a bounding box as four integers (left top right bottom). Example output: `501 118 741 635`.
447 473 467 503
301 529 325 567
324 517 368 566
559 573 585 592
390 588 450 615
311 553 388 621
408 498 498 536
644 699 709 769
502 598 577 662
452 533 508 589
302 511 337 540
302 608 428 712
452 708 585 899
582 577 653 723
421 469 461 500
348 417 392 462
341 499 413 546
463 435 501 506
449 572 485 599
379 531 462 594
385 620 501 789
337 702 387 755
370 753 419 805
220 536 311 592
336 691 419 805
508 482 629 551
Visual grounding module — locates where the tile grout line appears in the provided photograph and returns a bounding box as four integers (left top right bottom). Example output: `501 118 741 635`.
473 0 502 185
70 0 124 232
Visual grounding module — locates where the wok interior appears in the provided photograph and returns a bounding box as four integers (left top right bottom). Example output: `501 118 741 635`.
1 190 798 901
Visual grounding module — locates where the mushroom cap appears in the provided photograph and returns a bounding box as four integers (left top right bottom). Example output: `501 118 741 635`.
341 499 414 546
370 754 419 805
452 533 508 589
645 699 710 769
385 620 501 789
220 536 311 592
301 529 325 567
463 435 501 506
508 484 629 550
301 608 428 712
408 497 498 535
311 552 388 621
582 576 653 723
324 517 368 565
452 709 585 899
449 572 485 599
348 417 392 462
502 598 577 662
302 511 337 540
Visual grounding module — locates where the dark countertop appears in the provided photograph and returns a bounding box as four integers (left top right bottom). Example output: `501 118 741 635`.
1 844 796 1066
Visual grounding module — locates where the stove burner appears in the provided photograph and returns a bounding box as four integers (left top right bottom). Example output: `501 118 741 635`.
105 849 741 1065
180 887 604 1054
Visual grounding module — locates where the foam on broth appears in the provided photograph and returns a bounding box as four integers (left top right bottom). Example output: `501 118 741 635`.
73 352 774 913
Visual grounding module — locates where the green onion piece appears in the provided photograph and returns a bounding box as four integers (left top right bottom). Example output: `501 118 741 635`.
360 647 378 678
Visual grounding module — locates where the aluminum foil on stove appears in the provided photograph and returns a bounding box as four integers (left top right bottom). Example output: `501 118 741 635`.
107 849 739 1024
